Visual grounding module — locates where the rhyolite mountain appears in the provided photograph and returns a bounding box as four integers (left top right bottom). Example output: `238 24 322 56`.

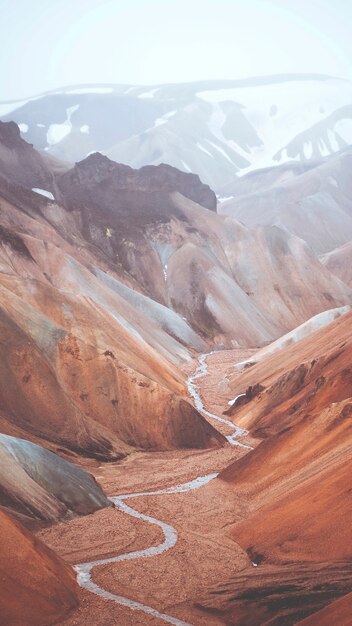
1 73 352 191
0 119 351 463
0 93 351 626
196 309 352 625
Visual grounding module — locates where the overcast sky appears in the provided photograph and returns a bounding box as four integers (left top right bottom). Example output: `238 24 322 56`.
1 0 352 101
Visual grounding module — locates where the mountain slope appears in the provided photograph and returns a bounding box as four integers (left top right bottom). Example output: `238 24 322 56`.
0 509 78 626
321 239 352 286
219 147 352 254
0 434 111 524
196 311 352 625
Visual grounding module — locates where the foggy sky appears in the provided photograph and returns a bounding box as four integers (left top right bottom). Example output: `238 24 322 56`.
1 0 352 101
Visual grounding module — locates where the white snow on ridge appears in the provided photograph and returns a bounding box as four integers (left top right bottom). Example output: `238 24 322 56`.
18 123 28 133
138 88 159 99
198 78 352 173
64 87 114 94
0 95 40 117
32 188 55 200
217 195 234 203
47 104 79 145
253 305 351 363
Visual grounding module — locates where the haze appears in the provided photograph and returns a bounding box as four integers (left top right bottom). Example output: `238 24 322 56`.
1 0 352 101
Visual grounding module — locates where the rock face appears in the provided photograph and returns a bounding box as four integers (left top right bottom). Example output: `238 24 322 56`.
2 74 352 190
197 311 352 624
0 120 55 191
0 509 78 625
0 434 111 523
57 154 217 211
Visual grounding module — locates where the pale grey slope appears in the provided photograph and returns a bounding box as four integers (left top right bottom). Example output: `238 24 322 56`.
219 148 352 254
0 434 110 522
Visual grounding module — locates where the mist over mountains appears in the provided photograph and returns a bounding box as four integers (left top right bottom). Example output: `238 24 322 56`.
2 73 352 192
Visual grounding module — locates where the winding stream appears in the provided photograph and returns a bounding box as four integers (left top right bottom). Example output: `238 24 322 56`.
186 353 252 449
75 352 251 624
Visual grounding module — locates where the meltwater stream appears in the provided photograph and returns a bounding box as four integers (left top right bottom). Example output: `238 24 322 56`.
186 352 252 449
75 474 217 626
75 352 251 624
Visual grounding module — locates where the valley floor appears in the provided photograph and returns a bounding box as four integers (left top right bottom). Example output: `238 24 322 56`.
38 350 258 626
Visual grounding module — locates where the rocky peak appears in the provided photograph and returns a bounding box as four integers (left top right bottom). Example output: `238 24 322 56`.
0 121 32 150
69 153 217 211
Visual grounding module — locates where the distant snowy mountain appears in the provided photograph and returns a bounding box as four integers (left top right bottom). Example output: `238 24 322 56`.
1 74 352 191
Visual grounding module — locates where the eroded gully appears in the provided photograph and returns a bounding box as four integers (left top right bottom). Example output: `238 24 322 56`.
75 352 251 625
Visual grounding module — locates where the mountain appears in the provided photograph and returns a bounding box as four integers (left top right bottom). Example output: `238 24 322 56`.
321 239 352 286
0 509 78 625
1 74 352 192
0 122 350 356
0 434 111 524
0 122 231 461
196 310 352 624
219 147 352 254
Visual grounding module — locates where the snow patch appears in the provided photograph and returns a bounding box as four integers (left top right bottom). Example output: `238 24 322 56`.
255 305 351 362
196 142 213 158
80 124 89 134
18 123 28 133
180 160 192 172
32 188 55 201
47 104 79 145
138 88 159 99
206 140 234 164
228 393 246 406
65 87 113 94
199 78 352 172
217 195 234 203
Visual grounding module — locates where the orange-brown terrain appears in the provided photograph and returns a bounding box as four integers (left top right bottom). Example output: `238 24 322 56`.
0 509 78 625
0 118 351 625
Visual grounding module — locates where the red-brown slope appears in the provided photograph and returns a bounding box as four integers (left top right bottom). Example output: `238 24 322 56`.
297 591 352 626
0 510 78 625
225 310 352 437
196 312 352 624
0 192 224 458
